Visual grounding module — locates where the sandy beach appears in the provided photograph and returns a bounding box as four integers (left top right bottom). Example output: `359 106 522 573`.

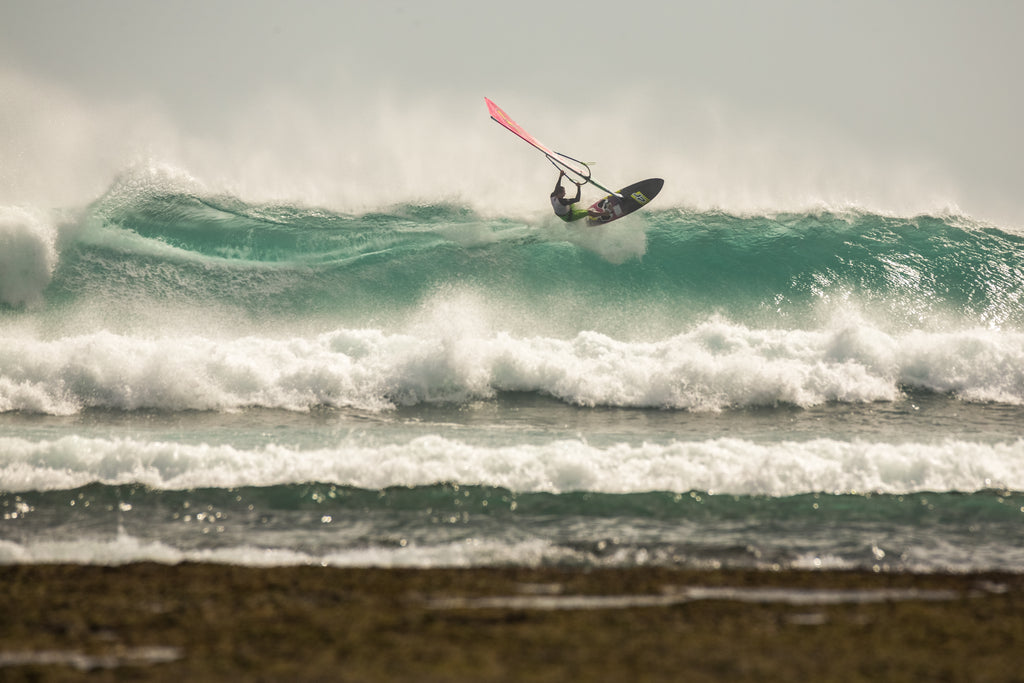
1 564 1021 681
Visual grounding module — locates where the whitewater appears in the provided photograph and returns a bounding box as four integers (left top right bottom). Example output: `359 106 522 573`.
2 163 1023 572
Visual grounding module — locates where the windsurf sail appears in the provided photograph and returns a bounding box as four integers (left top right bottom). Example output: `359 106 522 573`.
485 97 620 197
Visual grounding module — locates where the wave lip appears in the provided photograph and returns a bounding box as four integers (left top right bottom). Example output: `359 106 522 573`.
0 206 57 307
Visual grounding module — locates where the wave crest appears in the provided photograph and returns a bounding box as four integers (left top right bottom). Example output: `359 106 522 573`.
2 319 1023 415
0 206 58 307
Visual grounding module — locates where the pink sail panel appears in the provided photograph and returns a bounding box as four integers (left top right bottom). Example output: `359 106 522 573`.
484 97 596 187
485 97 558 158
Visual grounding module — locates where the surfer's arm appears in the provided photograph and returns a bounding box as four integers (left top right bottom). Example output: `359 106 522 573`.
553 172 565 194
569 183 581 203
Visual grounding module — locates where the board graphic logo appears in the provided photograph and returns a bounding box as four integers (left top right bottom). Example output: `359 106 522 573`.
631 191 649 204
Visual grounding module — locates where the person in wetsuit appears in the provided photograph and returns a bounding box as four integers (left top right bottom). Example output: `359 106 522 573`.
550 171 609 222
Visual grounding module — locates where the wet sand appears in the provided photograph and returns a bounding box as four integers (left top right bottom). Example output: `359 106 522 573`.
1 564 1022 681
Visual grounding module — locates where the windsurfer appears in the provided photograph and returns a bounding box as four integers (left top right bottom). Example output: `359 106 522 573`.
551 171 608 222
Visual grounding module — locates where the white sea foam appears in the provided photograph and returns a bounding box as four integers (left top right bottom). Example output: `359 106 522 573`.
1 319 1022 416
2 530 1022 573
2 433 1022 496
0 206 58 307
0 535 588 569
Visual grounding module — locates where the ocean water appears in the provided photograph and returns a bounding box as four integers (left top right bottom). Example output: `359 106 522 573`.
2 167 1023 573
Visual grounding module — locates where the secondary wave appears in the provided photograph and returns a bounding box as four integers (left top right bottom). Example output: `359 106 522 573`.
2 320 1024 414
3 434 1023 495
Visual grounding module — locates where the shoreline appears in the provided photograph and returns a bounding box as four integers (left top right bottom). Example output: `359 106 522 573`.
1 563 1022 681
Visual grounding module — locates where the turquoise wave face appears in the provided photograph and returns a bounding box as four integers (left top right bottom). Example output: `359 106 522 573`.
30 182 1024 335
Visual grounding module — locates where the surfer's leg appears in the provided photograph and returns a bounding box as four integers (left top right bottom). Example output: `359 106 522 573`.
568 207 591 222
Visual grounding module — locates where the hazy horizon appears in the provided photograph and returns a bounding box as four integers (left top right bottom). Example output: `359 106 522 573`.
2 0 1021 224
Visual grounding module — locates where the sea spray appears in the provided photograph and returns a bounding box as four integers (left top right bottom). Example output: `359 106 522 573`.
0 206 58 307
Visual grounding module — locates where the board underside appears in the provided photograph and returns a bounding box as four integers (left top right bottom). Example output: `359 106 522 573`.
586 178 664 225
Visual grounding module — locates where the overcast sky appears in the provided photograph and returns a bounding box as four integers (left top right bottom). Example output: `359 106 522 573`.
2 0 1021 224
